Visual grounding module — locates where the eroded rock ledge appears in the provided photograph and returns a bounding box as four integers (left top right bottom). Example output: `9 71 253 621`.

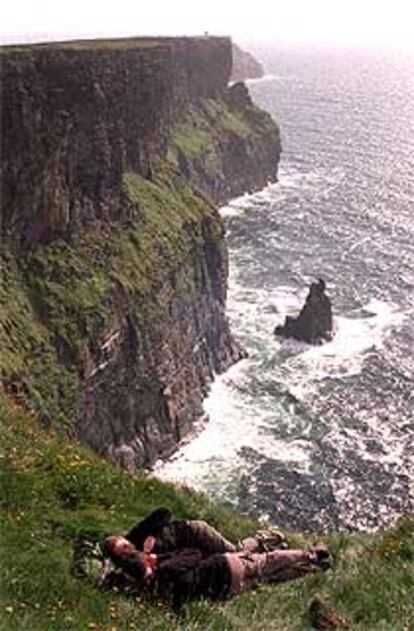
0 36 280 470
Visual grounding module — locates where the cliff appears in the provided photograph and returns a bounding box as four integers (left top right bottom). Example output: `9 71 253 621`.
231 43 265 82
0 36 232 245
0 36 280 470
169 81 280 203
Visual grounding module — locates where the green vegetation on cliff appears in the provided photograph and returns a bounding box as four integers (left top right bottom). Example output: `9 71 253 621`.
1 401 413 630
171 97 251 159
170 94 276 158
1 53 411 630
168 89 280 204
0 164 222 430
1 76 279 464
171 95 276 157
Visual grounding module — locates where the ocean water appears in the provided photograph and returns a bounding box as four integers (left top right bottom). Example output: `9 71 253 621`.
158 48 414 532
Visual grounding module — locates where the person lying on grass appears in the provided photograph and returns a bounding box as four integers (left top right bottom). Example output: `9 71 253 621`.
71 507 285 582
101 510 331 610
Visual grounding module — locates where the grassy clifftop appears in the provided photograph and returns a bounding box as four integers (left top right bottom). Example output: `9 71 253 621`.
1 400 413 630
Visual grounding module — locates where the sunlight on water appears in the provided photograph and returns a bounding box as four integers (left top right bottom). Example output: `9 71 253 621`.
159 49 414 532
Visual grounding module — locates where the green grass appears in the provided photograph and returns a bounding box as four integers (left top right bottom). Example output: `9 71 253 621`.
170 98 253 161
171 122 212 158
0 36 228 54
1 401 413 630
170 98 252 163
0 250 79 429
170 95 279 159
168 95 279 200
202 98 252 136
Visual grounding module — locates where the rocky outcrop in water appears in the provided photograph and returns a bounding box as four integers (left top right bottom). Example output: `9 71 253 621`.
231 44 264 82
275 280 333 344
0 36 278 470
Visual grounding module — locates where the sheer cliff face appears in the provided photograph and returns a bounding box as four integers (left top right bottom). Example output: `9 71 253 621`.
1 37 231 245
76 172 245 469
0 167 244 469
0 37 279 470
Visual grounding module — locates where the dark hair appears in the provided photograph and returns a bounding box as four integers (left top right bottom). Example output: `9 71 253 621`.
104 539 148 582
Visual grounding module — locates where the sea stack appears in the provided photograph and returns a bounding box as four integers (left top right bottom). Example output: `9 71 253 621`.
274 279 333 344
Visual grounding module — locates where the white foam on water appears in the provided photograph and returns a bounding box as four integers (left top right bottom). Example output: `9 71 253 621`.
156 358 313 489
245 74 278 86
263 284 306 316
219 183 280 218
226 279 410 499
226 278 407 404
281 298 407 398
219 167 333 219
229 74 279 89
163 168 411 523
157 278 410 528
219 196 250 218
225 281 282 347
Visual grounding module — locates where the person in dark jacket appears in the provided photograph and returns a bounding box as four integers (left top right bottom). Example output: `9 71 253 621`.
103 534 331 610
122 507 286 557
124 507 238 556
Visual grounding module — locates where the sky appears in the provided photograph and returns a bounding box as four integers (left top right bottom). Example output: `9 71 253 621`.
1 0 414 49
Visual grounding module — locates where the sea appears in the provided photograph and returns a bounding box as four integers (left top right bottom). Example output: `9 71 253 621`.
158 47 414 532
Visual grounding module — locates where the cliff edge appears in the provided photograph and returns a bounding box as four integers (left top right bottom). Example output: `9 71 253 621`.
0 36 280 470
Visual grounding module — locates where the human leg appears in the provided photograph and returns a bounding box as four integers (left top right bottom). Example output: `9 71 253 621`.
225 547 330 595
257 547 330 584
179 520 237 554
240 527 286 553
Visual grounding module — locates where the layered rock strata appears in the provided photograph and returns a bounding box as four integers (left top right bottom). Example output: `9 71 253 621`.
0 37 279 470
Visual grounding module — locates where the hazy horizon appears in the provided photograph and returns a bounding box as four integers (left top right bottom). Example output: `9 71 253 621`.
1 0 414 51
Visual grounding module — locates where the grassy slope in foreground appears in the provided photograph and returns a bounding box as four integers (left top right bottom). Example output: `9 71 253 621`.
0 400 413 631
